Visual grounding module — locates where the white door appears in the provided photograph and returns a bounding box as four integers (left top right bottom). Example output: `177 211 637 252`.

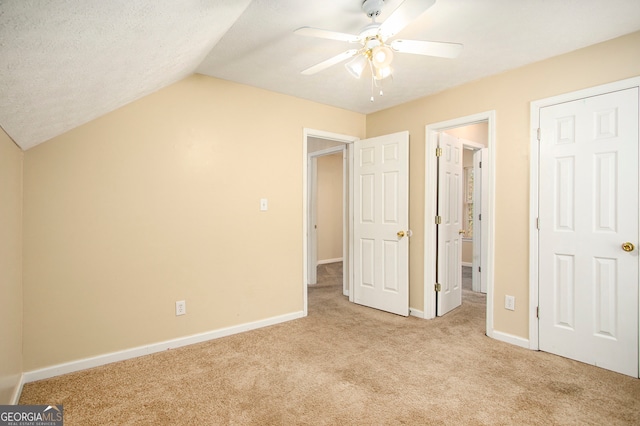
538 87 639 377
437 132 463 316
353 131 409 316
308 157 318 285
472 148 486 293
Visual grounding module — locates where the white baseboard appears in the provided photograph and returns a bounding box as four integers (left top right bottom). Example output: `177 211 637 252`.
409 308 425 319
9 374 24 405
23 311 304 384
461 262 472 267
491 330 530 349
317 258 343 265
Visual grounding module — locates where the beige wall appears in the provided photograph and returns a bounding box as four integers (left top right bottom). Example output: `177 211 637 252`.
317 153 343 262
0 129 23 403
22 74 365 370
445 122 488 147
366 31 640 338
462 240 473 265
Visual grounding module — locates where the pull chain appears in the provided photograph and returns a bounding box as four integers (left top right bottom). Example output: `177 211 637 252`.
369 60 375 102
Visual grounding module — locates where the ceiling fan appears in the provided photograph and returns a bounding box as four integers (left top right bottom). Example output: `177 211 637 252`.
295 0 462 100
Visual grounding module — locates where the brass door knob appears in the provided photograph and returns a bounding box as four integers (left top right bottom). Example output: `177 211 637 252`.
622 242 635 252
397 231 406 238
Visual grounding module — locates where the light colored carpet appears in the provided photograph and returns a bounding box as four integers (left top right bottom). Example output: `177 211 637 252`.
19 263 640 424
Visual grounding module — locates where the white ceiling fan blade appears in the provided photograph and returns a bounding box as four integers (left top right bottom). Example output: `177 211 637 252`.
390 39 463 58
301 49 358 75
294 27 360 43
379 0 436 39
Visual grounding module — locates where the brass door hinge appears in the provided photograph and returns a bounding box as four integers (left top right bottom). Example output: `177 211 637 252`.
435 215 442 224
436 147 443 157
435 283 442 292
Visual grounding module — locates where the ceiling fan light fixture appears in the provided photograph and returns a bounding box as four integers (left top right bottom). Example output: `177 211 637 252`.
295 0 457 103
371 45 394 69
345 54 368 79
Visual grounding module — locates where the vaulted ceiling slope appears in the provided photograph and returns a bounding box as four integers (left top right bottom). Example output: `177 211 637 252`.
2 0 640 151
0 0 252 150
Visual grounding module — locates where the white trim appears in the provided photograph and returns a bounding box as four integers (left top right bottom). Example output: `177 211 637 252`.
24 311 303 383
343 148 350 297
409 308 425 319
317 257 343 265
492 330 530 349
303 129 358 316
347 144 355 301
459 138 484 150
529 76 640 351
9 374 24 404
309 146 344 157
424 111 496 339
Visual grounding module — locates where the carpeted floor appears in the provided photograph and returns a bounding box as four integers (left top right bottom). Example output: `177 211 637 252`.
19 263 640 425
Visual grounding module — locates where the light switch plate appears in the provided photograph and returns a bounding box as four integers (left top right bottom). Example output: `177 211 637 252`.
505 295 515 311
260 198 268 211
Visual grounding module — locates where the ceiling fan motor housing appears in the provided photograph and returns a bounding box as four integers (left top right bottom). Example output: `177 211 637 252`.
362 0 385 18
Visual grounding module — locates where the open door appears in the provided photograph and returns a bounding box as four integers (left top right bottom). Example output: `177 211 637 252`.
353 131 409 316
436 132 463 316
472 148 488 293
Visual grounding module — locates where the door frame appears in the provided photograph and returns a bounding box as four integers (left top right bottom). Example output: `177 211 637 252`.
529 76 640 351
424 111 496 337
303 128 358 316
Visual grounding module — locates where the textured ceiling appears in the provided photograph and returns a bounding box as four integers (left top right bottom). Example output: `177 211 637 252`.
2 0 640 150
0 0 252 150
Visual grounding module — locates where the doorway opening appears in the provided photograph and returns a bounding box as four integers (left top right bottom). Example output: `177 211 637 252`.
303 129 411 317
424 111 496 338
303 129 358 316
443 126 488 298
308 146 346 292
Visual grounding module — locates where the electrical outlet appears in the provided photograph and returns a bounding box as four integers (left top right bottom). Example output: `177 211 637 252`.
505 295 515 311
176 300 186 316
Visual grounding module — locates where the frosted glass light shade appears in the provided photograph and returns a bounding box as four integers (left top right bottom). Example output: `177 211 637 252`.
371 45 394 69
345 54 368 79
